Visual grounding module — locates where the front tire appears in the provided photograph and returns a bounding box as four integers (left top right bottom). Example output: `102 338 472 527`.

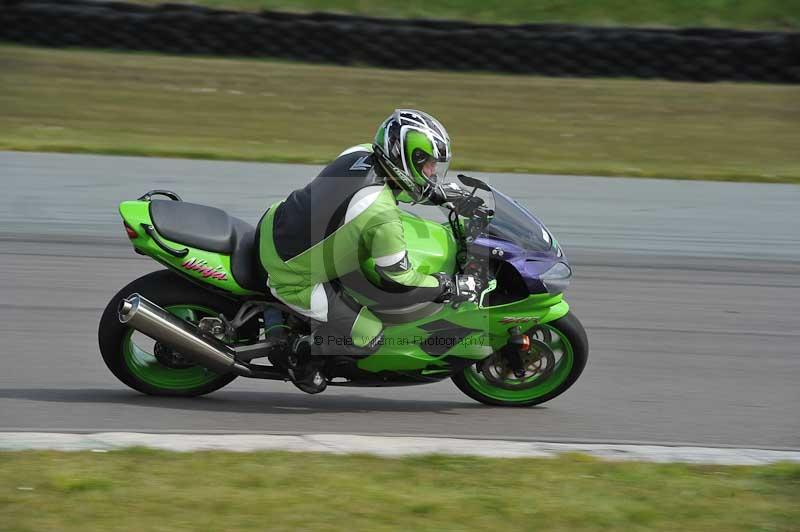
452 312 588 407
98 270 245 397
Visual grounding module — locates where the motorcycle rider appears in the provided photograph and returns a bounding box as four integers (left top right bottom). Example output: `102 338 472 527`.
258 109 474 389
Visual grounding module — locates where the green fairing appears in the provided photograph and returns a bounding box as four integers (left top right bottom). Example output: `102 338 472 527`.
356 213 569 373
118 199 570 377
118 201 258 296
357 294 568 373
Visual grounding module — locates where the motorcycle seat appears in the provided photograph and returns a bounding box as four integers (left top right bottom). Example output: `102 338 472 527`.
149 200 268 293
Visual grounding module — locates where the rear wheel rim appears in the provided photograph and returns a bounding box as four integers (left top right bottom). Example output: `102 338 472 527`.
122 305 222 390
463 323 574 403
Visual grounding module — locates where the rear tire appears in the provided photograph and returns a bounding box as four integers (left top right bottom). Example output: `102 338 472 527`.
452 311 588 407
98 270 247 397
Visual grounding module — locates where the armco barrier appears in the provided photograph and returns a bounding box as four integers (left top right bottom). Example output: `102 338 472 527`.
1 0 798 83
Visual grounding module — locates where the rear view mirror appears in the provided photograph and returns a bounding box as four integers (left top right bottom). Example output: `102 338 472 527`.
457 174 491 192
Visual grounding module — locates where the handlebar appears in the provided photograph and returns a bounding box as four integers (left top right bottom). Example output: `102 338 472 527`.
438 182 493 220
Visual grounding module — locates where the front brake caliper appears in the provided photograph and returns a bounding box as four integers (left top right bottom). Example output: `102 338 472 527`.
504 326 531 378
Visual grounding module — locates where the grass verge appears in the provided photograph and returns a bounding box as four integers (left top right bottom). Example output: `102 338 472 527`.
1 45 798 183
1 450 799 531
131 0 800 30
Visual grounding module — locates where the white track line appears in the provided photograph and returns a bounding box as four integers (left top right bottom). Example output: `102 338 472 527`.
1 433 799 465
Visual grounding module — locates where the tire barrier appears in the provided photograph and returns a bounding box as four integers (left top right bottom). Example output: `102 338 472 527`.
1 0 798 83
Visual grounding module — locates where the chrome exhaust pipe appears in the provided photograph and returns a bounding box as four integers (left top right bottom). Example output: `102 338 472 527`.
118 293 251 375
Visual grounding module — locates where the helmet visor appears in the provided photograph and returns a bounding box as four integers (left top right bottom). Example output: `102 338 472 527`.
412 150 450 185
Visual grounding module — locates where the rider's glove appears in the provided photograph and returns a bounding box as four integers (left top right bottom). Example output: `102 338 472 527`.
453 274 479 303
433 272 455 303
427 184 448 206
433 273 479 304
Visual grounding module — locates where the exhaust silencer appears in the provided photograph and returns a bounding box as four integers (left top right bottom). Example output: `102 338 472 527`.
118 293 240 374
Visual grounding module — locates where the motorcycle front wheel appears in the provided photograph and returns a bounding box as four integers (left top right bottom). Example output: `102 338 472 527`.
452 312 588 407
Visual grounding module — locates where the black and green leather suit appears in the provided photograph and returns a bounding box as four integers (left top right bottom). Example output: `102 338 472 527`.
258 144 448 350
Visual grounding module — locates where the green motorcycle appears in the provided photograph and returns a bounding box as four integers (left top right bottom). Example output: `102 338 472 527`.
99 175 587 406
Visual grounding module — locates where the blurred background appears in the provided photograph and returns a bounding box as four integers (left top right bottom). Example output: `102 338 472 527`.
1 0 798 180
0 1 799 530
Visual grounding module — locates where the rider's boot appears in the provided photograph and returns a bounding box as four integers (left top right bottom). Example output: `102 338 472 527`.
288 335 327 394
288 328 384 394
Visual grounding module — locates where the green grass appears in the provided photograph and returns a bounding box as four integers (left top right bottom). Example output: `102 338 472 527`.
1 450 798 531
133 0 800 30
1 45 798 183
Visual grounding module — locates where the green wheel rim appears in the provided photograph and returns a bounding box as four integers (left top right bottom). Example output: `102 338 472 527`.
463 324 574 403
122 305 222 390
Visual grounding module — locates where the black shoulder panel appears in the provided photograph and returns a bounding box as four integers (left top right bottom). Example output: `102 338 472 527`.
317 149 376 179
273 150 385 262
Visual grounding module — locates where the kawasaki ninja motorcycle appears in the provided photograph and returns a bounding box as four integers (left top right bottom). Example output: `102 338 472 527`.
99 175 587 406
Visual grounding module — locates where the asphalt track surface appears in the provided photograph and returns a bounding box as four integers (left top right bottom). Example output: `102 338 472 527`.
1 152 798 449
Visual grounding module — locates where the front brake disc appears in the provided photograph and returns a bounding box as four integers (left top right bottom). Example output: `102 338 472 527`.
480 338 556 390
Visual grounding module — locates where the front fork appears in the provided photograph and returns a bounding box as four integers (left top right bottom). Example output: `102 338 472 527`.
496 326 532 377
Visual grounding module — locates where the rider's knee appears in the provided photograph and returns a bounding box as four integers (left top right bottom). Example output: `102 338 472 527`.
350 307 384 353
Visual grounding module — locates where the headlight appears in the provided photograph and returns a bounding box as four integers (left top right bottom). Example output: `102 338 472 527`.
541 262 572 294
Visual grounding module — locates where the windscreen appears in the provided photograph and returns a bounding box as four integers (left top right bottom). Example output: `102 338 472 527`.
482 187 555 253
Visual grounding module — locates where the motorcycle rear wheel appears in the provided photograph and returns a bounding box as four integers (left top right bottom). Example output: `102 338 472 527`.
452 312 588 407
98 270 252 397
